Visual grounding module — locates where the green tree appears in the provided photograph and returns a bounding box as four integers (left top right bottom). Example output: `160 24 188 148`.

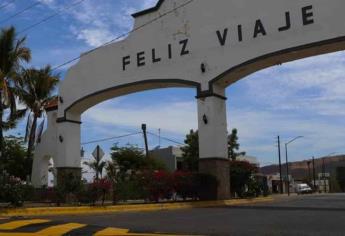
83 145 106 180
109 143 165 180
0 27 31 153
0 136 32 180
107 143 165 203
16 65 59 159
181 130 199 171
230 160 258 198
228 128 246 160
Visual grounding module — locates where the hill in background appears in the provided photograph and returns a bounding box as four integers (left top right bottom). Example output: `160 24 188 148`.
260 155 345 180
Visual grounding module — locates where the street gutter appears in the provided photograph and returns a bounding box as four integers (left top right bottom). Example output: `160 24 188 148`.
0 197 273 217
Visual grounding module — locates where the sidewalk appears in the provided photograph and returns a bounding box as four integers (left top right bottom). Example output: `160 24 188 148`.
0 197 273 217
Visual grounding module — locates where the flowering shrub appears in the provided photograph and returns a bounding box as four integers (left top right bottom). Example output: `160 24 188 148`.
137 171 218 202
148 170 174 202
92 178 112 205
76 178 112 205
173 171 194 200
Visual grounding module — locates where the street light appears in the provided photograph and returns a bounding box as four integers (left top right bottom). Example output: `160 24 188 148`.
285 136 304 196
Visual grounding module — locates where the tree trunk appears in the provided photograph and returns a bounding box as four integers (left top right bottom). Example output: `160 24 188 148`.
27 115 37 159
0 90 4 159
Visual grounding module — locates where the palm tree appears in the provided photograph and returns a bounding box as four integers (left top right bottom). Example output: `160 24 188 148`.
16 65 59 159
0 26 31 153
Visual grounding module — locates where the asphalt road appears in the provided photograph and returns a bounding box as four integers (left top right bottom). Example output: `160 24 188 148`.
5 194 344 236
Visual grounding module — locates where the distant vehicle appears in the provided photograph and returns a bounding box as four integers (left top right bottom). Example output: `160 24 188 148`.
296 183 313 194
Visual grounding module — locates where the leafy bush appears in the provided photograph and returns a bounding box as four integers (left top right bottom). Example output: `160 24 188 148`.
55 175 84 205
75 179 111 205
1 136 32 180
0 175 34 206
230 161 258 198
115 177 147 202
192 173 218 200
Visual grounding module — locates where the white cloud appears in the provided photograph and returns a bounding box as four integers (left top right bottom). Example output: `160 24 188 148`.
75 28 114 47
64 0 159 47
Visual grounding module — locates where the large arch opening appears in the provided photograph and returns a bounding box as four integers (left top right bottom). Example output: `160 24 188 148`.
225 50 345 195
79 87 198 182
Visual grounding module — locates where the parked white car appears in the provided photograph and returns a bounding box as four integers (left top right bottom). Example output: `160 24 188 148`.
296 184 313 194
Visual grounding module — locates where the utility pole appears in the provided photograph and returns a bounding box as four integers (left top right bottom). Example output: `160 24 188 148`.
307 161 311 183
142 124 149 158
322 158 326 193
285 143 290 196
312 156 316 190
158 128 161 147
277 136 283 194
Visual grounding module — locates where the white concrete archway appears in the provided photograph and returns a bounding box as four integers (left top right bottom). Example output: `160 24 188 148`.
34 0 345 199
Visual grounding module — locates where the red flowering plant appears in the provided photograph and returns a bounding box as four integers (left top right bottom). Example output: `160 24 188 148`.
143 170 174 202
83 178 112 205
173 171 194 200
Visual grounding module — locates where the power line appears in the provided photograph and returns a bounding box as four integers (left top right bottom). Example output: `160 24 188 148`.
0 0 15 10
147 131 184 146
18 0 87 34
0 1 41 25
81 132 142 145
52 0 195 71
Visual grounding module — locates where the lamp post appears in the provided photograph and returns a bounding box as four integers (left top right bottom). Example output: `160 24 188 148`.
285 136 304 196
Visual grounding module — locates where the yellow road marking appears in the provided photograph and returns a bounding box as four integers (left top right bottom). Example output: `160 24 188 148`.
94 227 195 236
0 219 50 230
36 222 86 235
94 227 129 235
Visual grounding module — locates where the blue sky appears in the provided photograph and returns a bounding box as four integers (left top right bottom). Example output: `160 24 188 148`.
2 0 345 171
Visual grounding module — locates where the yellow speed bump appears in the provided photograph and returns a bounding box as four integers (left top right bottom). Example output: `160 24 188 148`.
36 222 86 235
0 219 50 230
94 227 129 235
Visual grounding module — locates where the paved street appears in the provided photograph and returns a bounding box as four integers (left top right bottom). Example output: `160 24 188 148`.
1 194 345 235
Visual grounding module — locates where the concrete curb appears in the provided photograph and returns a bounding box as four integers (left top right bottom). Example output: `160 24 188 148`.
0 197 273 217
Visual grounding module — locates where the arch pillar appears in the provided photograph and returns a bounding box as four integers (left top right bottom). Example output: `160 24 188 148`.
197 88 230 200
56 116 82 187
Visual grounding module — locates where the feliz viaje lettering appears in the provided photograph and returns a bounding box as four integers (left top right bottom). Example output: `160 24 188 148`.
122 5 314 71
